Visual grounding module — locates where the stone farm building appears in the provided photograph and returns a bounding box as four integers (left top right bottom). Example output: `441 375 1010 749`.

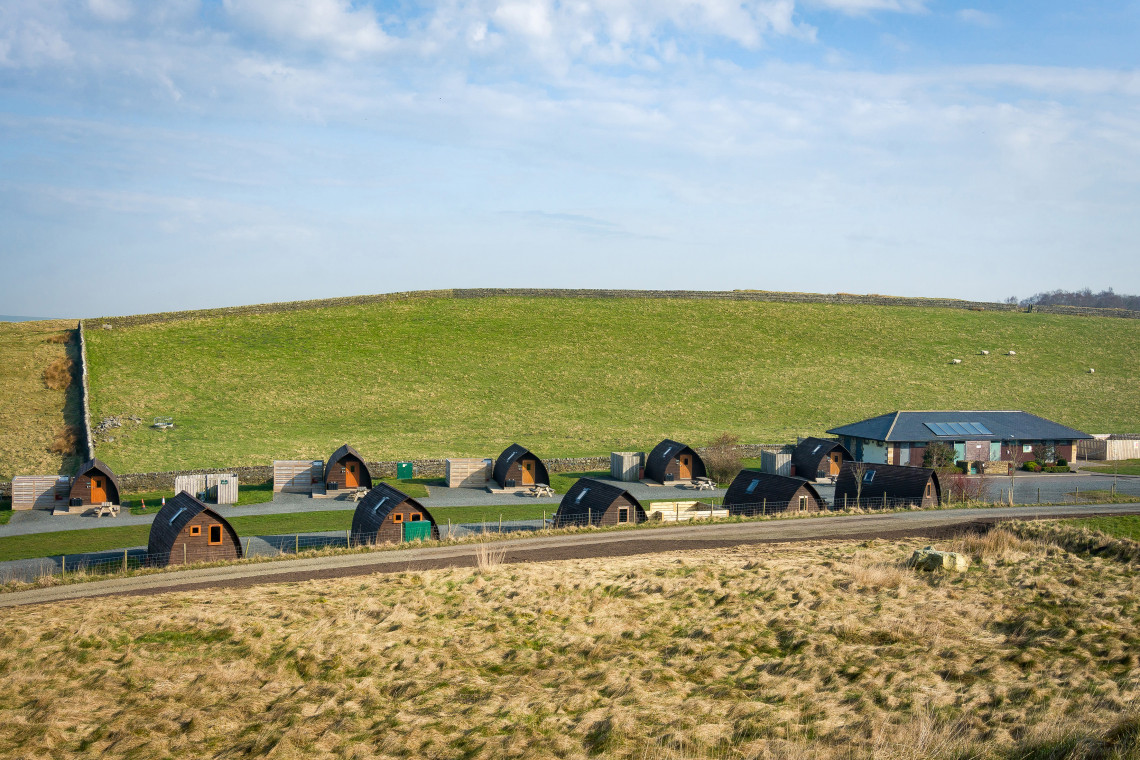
147 491 243 567
828 411 1092 467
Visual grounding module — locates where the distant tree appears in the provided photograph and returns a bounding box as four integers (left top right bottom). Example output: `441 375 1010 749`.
1021 288 1140 311
1004 296 1019 305
852 461 868 508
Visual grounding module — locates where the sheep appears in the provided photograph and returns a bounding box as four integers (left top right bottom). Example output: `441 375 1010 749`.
951 359 963 365
1006 350 1017 356
979 350 990 355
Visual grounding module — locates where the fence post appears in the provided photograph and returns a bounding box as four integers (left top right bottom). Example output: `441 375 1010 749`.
499 515 503 534
762 498 766 515
295 534 299 554
244 538 250 556
675 502 679 522
183 544 187 564
1037 487 1041 504
448 518 451 540
61 555 65 574
542 511 545 529
588 507 592 527
882 493 887 509
123 549 127 572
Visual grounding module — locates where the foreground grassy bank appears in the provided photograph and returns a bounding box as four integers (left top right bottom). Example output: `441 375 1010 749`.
1 525 1138 759
83 296 1140 472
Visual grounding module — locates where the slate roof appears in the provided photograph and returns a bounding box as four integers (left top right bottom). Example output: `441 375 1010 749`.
827 411 1092 442
556 478 646 523
147 491 242 558
492 443 550 486
790 437 851 477
644 439 707 482
325 444 373 488
350 482 437 540
833 462 941 504
723 471 823 510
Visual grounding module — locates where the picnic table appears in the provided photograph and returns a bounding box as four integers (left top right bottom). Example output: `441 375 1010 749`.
94 503 120 517
690 478 717 491
526 485 555 497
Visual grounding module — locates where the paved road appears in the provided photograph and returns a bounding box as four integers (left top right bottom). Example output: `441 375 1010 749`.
2 501 1137 609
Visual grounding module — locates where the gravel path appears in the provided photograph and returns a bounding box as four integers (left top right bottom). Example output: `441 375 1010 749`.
2 501 1137 609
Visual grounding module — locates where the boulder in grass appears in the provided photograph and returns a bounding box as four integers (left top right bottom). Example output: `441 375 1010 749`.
908 546 971 572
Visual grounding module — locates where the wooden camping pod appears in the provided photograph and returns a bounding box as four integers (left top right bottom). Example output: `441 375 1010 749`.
350 483 440 545
147 492 243 567
492 444 549 488
644 439 706 483
555 478 647 527
69 458 121 506
723 471 825 515
325 444 373 491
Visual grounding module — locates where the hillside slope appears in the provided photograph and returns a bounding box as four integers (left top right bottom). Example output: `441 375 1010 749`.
80 295 1140 473
0 320 83 481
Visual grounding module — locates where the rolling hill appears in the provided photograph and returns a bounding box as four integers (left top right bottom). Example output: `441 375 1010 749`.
76 293 1140 474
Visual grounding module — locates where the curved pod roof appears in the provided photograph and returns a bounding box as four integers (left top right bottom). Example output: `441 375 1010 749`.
492 443 550 486
644 439 706 483
325 444 373 488
790 438 851 477
351 482 439 543
147 491 243 560
555 478 646 524
833 462 941 505
71 458 122 502
723 471 824 511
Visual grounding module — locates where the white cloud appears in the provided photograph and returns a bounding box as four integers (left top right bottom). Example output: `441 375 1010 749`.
805 0 927 15
224 0 392 57
956 8 998 27
87 0 133 22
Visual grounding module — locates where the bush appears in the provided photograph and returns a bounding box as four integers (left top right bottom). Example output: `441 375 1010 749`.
1023 462 1041 472
924 442 957 469
42 357 74 391
1044 465 1071 473
703 434 743 485
1056 457 1068 467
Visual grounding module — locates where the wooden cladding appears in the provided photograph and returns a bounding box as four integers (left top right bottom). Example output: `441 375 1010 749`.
11 476 70 510
446 458 492 488
273 460 324 493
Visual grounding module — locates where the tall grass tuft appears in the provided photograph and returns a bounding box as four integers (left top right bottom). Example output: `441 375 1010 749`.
475 541 508 573
41 357 73 391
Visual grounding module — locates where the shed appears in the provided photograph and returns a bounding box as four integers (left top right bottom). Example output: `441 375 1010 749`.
350 482 440 545
325 444 373 491
273 460 324 494
69 458 121 506
555 478 647 527
446 458 493 488
11 476 70 511
790 438 851 481
147 491 243 567
644 439 707 484
173 474 239 505
723 471 825 516
610 452 645 482
760 451 792 477
833 462 941 509
492 444 549 488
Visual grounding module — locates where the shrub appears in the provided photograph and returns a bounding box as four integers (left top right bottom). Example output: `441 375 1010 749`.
942 471 986 501
1023 462 1041 472
1045 465 1071 473
1057 457 1068 467
42 357 74 391
703 434 743 485
924 442 957 469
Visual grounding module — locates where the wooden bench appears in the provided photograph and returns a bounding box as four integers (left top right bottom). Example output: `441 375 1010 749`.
94 503 119 517
526 485 555 497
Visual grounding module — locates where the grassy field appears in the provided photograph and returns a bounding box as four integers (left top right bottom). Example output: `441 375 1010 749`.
0 319 83 480
1061 514 1140 541
78 296 1140 474
1084 458 1140 476
1 527 1138 758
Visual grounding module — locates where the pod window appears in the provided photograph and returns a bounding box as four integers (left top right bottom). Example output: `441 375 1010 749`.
208 525 222 545
393 513 404 523
189 525 201 537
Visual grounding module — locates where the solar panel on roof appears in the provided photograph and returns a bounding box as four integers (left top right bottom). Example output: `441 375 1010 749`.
575 488 590 504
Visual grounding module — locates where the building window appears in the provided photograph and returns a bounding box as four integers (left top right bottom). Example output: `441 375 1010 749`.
1023 444 1033 453
798 496 807 511
393 513 404 523
410 513 422 522
926 484 931 497
617 507 629 523
863 471 875 484
189 525 201 537
208 525 222 545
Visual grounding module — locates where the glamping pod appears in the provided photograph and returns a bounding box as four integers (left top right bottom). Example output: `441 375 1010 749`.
723 471 826 516
325 444 373 491
790 438 851 481
351 482 440 545
833 462 941 509
147 491 243 567
555 478 647 527
644 439 707 484
492 443 550 488
69 458 121 506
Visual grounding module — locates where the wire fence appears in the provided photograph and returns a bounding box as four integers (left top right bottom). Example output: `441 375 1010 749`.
5 479 1140 585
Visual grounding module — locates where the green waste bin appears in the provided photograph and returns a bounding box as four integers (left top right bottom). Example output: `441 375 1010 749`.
396 461 414 480
403 520 431 542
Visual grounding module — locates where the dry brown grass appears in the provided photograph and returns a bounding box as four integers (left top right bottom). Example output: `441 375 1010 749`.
475 540 508 573
49 424 81 456
0 536 1137 759
41 356 74 391
45 332 73 344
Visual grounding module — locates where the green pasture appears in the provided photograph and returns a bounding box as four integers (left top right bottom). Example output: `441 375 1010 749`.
1082 459 1140 476
1060 515 1140 541
82 296 1140 473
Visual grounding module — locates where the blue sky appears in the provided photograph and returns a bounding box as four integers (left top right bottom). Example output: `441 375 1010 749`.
1 0 1138 317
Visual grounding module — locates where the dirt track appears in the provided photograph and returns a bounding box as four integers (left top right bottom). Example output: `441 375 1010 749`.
2 503 1137 608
